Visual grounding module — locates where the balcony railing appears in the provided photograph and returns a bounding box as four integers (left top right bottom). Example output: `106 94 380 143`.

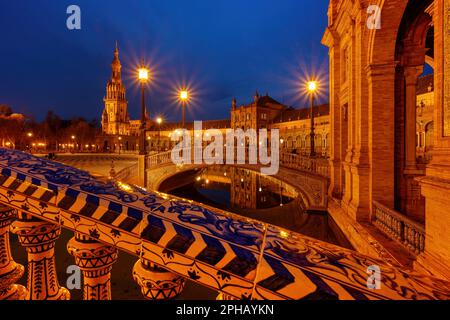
372 201 425 255
1 148 448 300
280 152 330 178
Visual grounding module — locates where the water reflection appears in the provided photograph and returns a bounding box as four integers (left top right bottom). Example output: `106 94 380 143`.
160 166 353 249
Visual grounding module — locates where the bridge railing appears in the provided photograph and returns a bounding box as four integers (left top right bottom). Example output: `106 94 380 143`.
280 152 330 178
114 163 139 182
1 148 448 301
372 201 426 255
146 150 330 179
146 151 172 168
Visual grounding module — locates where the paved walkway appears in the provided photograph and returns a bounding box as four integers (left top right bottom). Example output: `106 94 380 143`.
37 153 138 178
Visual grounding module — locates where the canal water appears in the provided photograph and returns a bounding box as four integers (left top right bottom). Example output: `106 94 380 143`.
160 166 353 249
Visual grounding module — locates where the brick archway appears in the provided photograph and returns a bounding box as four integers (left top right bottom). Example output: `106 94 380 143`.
365 0 433 219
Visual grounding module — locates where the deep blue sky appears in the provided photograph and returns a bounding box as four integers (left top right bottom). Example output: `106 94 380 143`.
0 0 329 122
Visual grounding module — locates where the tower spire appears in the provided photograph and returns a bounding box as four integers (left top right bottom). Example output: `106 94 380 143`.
111 42 121 82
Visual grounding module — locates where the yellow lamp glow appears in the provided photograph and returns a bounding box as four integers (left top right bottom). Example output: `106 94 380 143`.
117 181 132 192
180 90 188 101
307 81 318 93
157 117 163 125
280 231 289 238
27 132 33 138
138 67 149 82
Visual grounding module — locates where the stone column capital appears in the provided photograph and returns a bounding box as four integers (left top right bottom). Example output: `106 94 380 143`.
11 217 61 254
365 62 398 78
11 212 69 300
404 65 425 86
67 233 118 300
133 259 185 300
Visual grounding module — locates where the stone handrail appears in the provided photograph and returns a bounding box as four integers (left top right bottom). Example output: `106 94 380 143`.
146 151 172 168
0 148 449 300
280 152 330 178
114 163 139 181
146 150 331 180
373 201 426 255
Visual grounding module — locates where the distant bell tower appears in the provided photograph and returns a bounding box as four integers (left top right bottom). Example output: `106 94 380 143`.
102 43 130 136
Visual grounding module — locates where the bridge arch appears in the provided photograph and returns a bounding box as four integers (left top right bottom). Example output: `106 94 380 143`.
147 162 317 211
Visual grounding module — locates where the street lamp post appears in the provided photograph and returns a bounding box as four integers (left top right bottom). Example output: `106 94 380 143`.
157 117 163 153
26 132 33 152
71 135 76 153
307 81 318 157
179 90 188 128
138 65 149 155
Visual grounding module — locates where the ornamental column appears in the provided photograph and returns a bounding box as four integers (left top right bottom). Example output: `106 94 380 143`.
67 233 118 300
133 259 185 300
0 206 27 300
416 0 450 280
11 212 70 300
404 66 424 172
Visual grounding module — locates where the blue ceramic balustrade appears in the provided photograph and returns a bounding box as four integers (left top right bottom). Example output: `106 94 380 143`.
0 148 449 300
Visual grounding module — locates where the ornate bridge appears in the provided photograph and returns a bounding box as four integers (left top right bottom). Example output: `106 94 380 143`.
0 148 449 300
143 151 329 211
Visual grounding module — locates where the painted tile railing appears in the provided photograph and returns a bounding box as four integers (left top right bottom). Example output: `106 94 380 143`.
0 148 449 300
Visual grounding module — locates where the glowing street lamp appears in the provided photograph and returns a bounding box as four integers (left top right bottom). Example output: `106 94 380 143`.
179 90 189 128
180 90 188 101
71 135 77 152
138 63 150 155
307 81 318 93
306 80 318 157
118 137 123 154
156 117 163 152
27 132 33 138
138 68 149 82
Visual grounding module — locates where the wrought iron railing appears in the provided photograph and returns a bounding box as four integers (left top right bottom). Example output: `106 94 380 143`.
1 148 448 300
372 201 426 255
